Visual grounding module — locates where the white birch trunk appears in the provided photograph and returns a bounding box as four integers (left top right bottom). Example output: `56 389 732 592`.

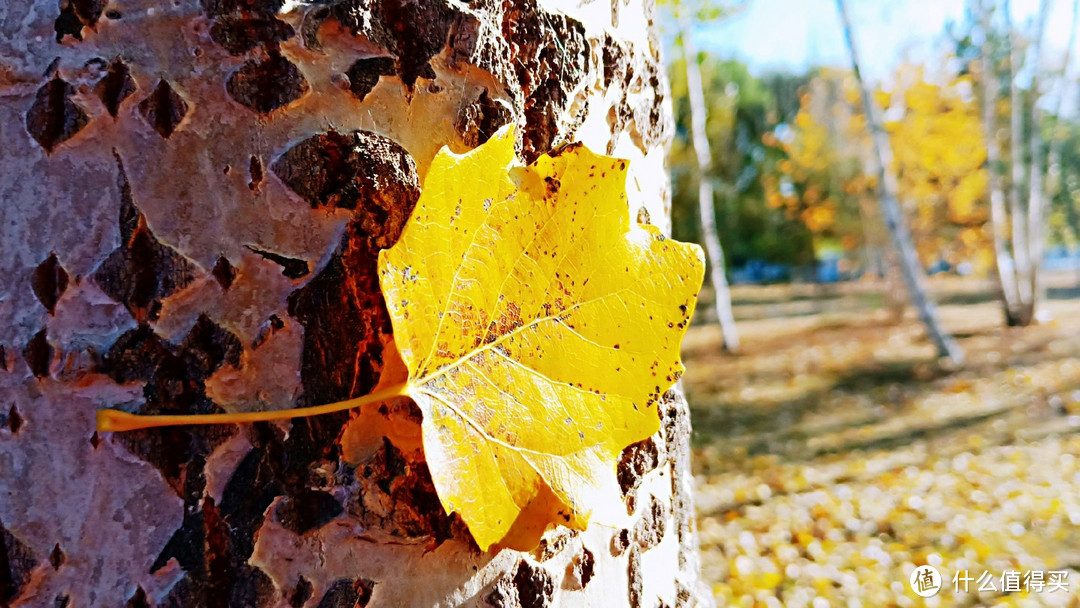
1006 0 1038 324
975 0 1024 318
678 13 740 353
1026 0 1052 316
836 0 965 364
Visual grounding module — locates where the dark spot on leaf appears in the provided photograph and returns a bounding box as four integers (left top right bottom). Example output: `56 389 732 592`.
100 324 171 384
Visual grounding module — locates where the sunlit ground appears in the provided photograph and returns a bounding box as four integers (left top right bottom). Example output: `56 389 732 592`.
685 272 1080 607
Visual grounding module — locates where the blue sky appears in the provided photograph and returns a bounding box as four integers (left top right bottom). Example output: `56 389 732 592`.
697 0 1078 81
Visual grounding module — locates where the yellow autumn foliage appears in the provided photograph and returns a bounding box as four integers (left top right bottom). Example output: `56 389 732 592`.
379 127 705 550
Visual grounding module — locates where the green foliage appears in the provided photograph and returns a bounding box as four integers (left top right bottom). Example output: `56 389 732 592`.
669 56 817 269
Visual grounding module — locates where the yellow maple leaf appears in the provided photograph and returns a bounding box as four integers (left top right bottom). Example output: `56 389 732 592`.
97 126 705 551
376 127 703 549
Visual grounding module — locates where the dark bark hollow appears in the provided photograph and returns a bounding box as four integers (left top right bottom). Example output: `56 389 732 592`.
0 0 708 606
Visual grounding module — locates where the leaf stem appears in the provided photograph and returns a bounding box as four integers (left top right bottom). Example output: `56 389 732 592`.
96 382 412 432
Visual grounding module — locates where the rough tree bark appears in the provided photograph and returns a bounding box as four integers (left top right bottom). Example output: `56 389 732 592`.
836 0 965 364
677 13 739 352
0 1 709 606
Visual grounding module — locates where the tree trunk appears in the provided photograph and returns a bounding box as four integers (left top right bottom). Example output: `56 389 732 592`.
975 0 1024 321
1025 0 1052 317
976 0 1056 326
1005 0 1038 325
678 13 740 353
1047 0 1080 281
0 1 710 607
836 0 965 364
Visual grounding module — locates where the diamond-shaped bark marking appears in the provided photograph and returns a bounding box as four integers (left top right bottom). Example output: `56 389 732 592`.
92 155 198 322
31 252 70 315
0 520 39 606
138 80 189 138
22 329 53 378
26 77 89 153
212 255 237 290
95 57 136 117
179 314 243 379
226 52 308 114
